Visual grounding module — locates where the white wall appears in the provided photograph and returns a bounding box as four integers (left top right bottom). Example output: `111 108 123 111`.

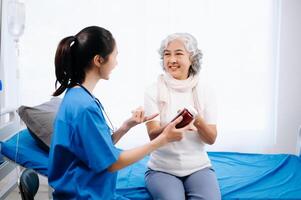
274 0 301 154
1 0 300 154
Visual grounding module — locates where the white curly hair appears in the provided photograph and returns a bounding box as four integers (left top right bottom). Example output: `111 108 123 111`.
158 33 203 76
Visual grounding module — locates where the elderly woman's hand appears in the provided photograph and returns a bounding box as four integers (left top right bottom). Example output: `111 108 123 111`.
124 107 159 129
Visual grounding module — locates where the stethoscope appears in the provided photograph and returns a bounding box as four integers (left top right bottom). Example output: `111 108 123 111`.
77 84 116 133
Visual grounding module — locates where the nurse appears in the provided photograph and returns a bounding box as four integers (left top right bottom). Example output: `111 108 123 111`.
48 26 190 199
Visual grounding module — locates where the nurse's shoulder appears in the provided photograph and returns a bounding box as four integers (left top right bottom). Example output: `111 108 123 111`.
59 87 96 120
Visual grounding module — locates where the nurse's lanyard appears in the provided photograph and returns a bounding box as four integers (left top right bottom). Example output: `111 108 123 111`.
77 84 116 133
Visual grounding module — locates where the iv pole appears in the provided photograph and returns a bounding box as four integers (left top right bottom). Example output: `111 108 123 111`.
7 0 25 183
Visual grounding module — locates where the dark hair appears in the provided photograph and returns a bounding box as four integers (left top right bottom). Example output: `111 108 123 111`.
52 26 115 96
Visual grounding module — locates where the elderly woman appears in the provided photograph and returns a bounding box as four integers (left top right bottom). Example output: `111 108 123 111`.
144 33 221 200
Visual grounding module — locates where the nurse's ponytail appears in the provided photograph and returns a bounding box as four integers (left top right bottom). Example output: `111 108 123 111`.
53 36 77 96
52 26 115 96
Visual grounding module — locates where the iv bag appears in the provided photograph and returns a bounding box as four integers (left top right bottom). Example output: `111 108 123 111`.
7 0 25 41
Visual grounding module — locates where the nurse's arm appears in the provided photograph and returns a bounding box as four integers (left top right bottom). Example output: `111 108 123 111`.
108 116 185 172
112 112 159 144
108 136 165 172
111 124 130 144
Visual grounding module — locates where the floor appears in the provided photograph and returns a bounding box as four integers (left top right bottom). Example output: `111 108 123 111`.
5 177 50 200
1 168 50 200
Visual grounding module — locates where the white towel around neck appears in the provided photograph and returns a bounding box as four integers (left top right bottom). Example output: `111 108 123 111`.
157 73 203 123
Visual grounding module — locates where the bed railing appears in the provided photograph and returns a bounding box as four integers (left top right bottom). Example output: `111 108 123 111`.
0 107 19 140
0 107 20 200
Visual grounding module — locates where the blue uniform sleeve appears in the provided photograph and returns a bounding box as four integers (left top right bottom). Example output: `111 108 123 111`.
71 106 120 173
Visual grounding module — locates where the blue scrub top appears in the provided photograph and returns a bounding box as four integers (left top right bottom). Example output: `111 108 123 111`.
48 87 121 200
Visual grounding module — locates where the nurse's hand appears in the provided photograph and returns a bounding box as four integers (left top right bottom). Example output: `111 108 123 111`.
124 107 159 129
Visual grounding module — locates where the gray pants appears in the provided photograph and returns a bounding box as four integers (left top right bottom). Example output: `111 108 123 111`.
145 167 221 200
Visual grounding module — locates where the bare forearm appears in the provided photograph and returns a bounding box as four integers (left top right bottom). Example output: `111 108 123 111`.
111 123 130 144
148 126 165 140
194 116 217 145
109 116 186 172
108 137 166 172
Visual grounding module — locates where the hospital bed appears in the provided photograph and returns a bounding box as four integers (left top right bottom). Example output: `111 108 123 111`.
1 128 301 199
